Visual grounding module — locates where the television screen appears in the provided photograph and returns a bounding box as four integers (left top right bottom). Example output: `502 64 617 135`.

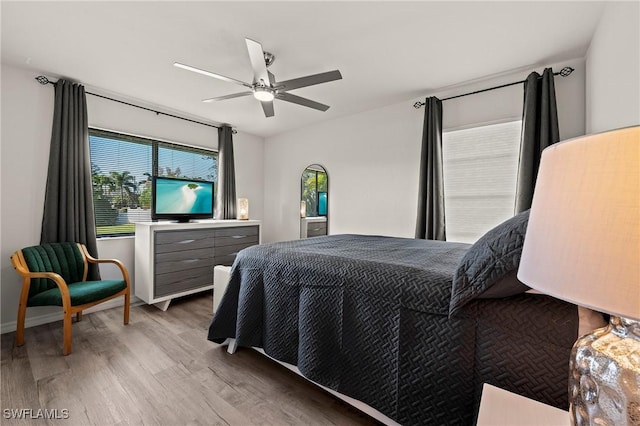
318 191 327 216
152 177 214 221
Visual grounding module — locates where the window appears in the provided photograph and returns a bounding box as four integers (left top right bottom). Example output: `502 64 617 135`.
442 120 522 243
89 129 217 237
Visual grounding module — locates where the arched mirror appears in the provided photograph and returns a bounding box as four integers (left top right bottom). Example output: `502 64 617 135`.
300 164 328 239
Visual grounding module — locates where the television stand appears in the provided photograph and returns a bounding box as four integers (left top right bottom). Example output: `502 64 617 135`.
134 219 261 310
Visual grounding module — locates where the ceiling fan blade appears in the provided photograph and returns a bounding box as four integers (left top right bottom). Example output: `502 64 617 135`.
277 92 330 112
276 70 342 92
260 100 275 118
174 62 252 88
245 38 270 86
202 92 253 103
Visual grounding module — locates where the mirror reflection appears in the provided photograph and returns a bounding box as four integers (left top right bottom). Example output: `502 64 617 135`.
300 164 328 238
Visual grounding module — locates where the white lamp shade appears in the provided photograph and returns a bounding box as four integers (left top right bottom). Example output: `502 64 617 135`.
237 198 249 220
517 126 639 320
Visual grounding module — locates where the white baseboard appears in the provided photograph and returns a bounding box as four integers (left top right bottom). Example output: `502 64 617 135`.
0 296 143 334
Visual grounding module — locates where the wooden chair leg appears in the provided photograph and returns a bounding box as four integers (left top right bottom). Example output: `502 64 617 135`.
123 291 130 325
76 311 82 322
16 279 30 347
62 309 72 356
16 301 26 347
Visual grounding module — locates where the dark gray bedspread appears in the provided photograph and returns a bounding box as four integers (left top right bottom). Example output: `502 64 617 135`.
208 234 577 425
209 235 474 422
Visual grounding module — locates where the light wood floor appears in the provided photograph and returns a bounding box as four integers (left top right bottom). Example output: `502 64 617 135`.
1 293 378 426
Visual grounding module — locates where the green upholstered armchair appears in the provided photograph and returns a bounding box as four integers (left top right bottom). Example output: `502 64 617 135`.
10 242 130 355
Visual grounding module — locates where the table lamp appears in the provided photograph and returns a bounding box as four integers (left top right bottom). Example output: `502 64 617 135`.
237 198 249 220
517 126 639 425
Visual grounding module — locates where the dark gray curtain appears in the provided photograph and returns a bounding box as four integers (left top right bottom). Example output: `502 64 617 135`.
215 125 237 219
415 97 446 240
41 79 101 280
515 68 560 213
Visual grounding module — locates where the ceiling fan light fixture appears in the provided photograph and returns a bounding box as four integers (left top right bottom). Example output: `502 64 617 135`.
253 87 275 102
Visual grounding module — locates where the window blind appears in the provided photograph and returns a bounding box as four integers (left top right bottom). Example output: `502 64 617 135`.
89 129 217 237
157 142 217 182
442 120 522 243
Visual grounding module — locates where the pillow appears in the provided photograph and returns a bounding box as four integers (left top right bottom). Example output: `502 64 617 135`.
449 210 531 315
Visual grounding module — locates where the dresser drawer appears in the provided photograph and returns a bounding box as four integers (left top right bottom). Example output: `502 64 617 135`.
154 253 214 275
214 254 239 267
307 222 327 237
213 226 259 247
213 243 254 266
155 229 215 254
213 226 259 238
154 265 213 297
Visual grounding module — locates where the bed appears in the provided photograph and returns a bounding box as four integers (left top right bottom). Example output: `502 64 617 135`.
208 211 579 425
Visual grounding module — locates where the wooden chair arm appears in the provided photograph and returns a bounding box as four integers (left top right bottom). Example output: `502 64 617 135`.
15 268 68 285
79 244 131 286
31 273 71 301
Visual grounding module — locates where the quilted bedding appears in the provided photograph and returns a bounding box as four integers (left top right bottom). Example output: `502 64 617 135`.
208 234 577 425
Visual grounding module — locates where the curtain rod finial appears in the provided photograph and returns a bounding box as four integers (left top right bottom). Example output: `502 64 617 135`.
559 67 574 77
35 75 50 85
414 101 424 109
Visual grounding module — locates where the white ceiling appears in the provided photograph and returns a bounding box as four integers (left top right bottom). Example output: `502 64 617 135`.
1 1 605 138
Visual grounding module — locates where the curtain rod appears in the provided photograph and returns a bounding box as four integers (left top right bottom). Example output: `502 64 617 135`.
35 75 232 131
412 66 574 109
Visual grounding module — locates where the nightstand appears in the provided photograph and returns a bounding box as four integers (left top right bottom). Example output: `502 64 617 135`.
476 383 569 426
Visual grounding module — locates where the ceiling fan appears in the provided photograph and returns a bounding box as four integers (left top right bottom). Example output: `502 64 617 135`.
174 38 342 118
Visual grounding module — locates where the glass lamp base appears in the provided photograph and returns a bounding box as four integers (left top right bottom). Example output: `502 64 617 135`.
569 316 640 425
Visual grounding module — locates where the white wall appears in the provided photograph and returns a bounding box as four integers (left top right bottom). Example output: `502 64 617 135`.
263 58 586 243
585 1 640 133
0 63 264 331
1 64 53 331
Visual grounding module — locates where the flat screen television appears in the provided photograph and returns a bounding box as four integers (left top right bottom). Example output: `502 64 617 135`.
152 176 214 222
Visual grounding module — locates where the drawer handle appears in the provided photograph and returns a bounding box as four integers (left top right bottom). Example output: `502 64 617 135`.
230 235 246 239
178 239 196 244
311 228 323 231
182 259 201 263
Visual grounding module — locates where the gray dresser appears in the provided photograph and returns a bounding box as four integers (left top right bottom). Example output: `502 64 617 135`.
306 221 327 237
300 217 328 238
135 220 260 310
